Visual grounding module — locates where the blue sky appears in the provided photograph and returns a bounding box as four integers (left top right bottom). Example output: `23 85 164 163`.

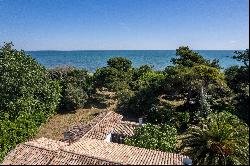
0 0 249 50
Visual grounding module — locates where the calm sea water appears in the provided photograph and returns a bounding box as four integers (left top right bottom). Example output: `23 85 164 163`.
26 50 242 72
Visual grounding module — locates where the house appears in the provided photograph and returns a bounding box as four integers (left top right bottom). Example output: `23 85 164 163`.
1 111 190 165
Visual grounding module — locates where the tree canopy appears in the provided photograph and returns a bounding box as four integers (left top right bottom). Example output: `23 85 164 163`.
0 43 61 161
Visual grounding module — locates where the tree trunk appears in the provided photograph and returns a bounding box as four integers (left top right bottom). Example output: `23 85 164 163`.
200 82 210 116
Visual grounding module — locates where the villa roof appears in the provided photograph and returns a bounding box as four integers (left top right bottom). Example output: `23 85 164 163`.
64 138 187 165
1 111 189 165
2 137 187 165
113 121 139 137
81 111 123 140
63 111 123 142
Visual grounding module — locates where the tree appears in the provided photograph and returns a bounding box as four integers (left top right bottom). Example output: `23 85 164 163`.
224 65 248 93
180 112 249 165
164 65 226 119
224 49 249 125
191 65 226 116
125 124 177 152
233 49 249 68
49 66 93 111
171 46 207 67
107 57 132 72
0 42 61 118
93 57 133 91
0 42 61 161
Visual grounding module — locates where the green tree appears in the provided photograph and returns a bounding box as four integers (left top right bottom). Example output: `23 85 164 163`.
191 65 226 116
93 57 133 91
49 66 93 111
224 65 248 93
224 49 249 125
171 46 220 68
107 57 132 72
164 65 227 119
125 124 177 152
0 42 61 161
180 112 249 165
233 49 249 68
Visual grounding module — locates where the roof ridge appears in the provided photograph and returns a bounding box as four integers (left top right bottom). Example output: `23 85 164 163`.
121 120 140 125
64 138 188 165
16 143 122 165
85 138 186 155
81 111 122 139
22 143 58 152
60 148 123 165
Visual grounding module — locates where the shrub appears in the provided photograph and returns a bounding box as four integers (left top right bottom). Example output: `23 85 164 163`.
49 66 93 111
147 105 190 132
125 124 177 152
0 43 61 161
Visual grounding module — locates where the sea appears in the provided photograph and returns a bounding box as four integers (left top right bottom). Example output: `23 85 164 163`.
26 50 242 72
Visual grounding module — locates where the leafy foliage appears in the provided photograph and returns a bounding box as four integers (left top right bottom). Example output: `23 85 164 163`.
0 43 61 161
125 124 177 152
233 49 249 68
180 112 249 165
107 57 132 72
93 57 133 91
224 49 249 125
49 66 93 111
171 46 220 68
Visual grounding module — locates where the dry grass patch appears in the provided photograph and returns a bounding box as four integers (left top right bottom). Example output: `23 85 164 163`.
34 108 105 141
33 90 118 141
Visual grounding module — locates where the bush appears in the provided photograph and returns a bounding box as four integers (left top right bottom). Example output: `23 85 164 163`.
125 124 177 152
49 66 93 111
147 104 190 132
0 43 61 161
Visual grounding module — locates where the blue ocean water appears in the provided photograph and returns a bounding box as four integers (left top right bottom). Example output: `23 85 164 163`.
26 50 242 72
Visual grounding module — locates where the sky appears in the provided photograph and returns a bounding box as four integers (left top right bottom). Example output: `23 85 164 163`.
0 0 249 50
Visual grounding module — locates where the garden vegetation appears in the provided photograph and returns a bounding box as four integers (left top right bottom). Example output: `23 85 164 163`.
0 42 249 165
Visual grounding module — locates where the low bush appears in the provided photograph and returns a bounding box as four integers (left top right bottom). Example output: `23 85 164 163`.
125 124 177 152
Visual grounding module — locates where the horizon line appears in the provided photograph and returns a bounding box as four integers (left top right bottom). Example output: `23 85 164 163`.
25 49 244 52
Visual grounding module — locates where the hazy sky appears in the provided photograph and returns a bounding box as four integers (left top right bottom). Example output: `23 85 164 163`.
0 0 249 50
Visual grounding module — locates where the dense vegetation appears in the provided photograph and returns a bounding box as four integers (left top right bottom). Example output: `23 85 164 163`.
49 66 94 111
181 112 249 165
0 42 248 165
125 124 177 152
93 46 249 165
0 43 61 161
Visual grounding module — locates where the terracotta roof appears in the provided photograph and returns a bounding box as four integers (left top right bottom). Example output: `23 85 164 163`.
49 151 120 165
64 111 123 142
81 111 123 140
25 137 68 151
1 138 120 165
64 138 187 165
63 112 109 142
2 138 187 165
1 112 190 165
113 121 139 137
1 144 56 165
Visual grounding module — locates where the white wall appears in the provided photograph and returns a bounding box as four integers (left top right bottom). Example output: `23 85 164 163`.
105 133 112 142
